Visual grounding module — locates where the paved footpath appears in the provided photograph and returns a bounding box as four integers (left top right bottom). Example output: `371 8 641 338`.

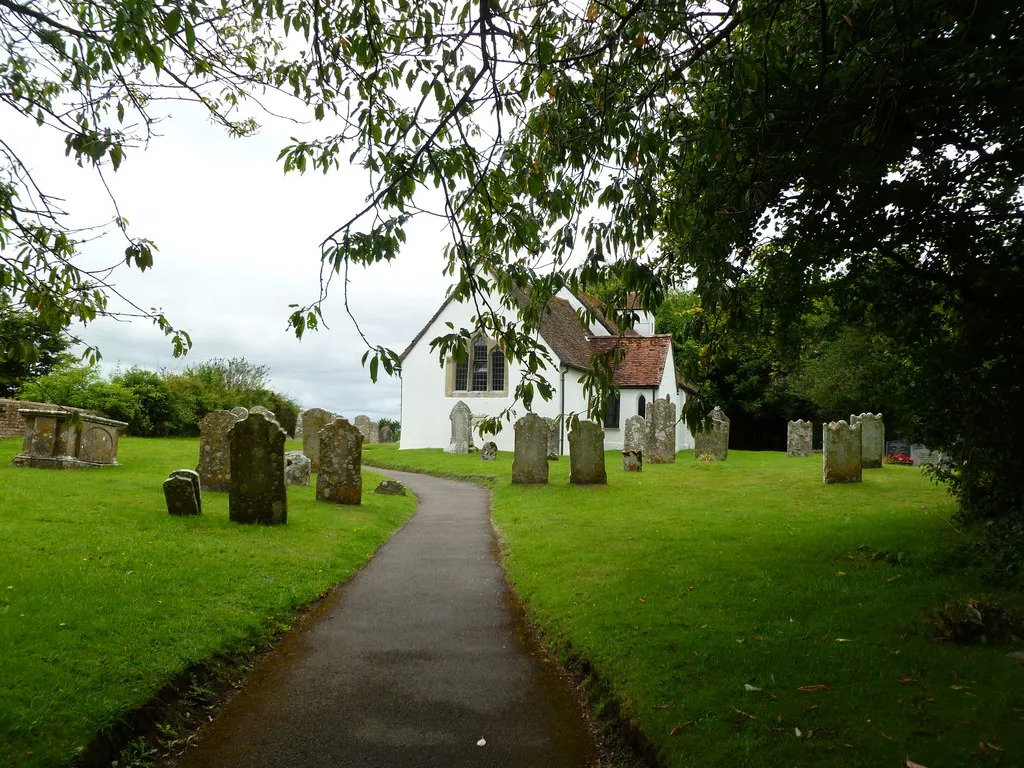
173 468 596 768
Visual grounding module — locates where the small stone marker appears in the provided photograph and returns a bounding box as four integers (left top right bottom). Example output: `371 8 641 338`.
284 451 311 486
316 419 363 505
373 480 407 496
164 472 200 516
512 413 549 484
379 425 394 444
787 419 813 458
851 412 884 469
823 420 862 484
229 412 287 524
447 401 472 453
645 398 677 463
301 407 335 472
169 469 201 513
545 417 560 460
695 406 730 461
196 410 244 492
622 450 643 472
569 420 607 485
623 415 646 454
481 441 498 461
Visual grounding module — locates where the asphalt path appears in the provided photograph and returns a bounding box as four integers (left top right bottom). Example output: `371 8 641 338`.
172 467 596 768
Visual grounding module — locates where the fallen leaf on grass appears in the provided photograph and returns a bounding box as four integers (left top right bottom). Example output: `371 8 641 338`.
795 727 802 738
880 731 894 741
476 738 486 747
836 638 854 643
906 761 929 768
899 676 918 684
950 685 970 690
731 705 757 720
798 684 829 693
669 720 697 735
888 574 903 582
743 684 762 692
653 701 676 710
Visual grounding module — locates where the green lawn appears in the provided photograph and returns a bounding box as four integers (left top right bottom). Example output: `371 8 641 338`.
0 437 416 768
363 443 1024 768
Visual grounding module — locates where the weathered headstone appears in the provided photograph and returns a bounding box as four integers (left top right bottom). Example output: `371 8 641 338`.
623 415 646 454
354 415 378 444
301 407 335 472
823 420 862 484
545 417 560 460
373 480 406 496
196 410 244 492
379 425 394 444
169 469 201 514
249 405 277 422
164 473 200 516
569 420 607 485
293 411 304 441
646 398 677 464
851 412 884 469
481 441 498 461
787 419 813 458
229 406 249 420
886 439 912 458
695 406 729 461
316 419 363 505
284 451 311 486
911 444 944 465
512 413 549 484
444 400 471 453
229 413 287 524
622 450 643 472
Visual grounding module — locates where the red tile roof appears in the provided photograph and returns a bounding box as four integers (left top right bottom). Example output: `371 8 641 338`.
589 335 673 387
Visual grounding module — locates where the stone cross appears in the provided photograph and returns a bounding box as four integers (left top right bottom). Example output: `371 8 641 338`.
695 407 730 461
196 410 244 492
229 413 287 524
512 413 549 484
645 398 677 463
787 419 813 458
447 400 472 453
316 419 363 505
284 451 311 486
823 420 862 484
300 407 335 472
569 420 607 484
851 413 884 468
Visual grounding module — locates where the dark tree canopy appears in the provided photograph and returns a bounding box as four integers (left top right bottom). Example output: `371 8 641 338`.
0 297 71 396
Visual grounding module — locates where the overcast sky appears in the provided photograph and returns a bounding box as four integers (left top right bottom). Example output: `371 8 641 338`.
12 100 455 422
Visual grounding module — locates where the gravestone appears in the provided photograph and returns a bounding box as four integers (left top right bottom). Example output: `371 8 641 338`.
164 472 200 516
447 401 472 453
379 425 393 444
622 450 643 472
284 451 311 486
293 411 304 441
12 408 128 469
512 413 549 484
229 413 287 524
169 469 201 514
823 420 862 484
229 406 249 420
623 415 646 454
196 410 244 492
886 439 912 458
481 441 498 461
373 480 406 496
645 398 677 464
316 419 363 505
911 444 944 465
354 415 378 444
249 405 277 423
301 407 335 472
787 419 813 458
695 407 729 461
545 417 560 460
569 420 607 485
851 412 884 469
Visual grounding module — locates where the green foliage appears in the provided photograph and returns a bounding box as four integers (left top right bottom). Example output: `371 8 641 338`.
377 417 401 440
0 299 71 397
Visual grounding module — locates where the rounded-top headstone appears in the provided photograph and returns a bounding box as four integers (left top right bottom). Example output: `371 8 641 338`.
646 398 677 463
229 412 288 524
196 410 245 492
512 413 549 484
569 420 607 485
316 419 363 505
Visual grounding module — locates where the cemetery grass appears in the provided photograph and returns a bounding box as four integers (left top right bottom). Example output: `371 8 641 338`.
364 444 1024 768
0 437 416 768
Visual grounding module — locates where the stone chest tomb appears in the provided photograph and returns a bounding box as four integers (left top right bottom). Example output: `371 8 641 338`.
12 408 127 469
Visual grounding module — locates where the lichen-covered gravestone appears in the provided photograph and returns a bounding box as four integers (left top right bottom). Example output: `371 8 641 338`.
545 417 560 460
622 450 642 472
851 412 884 469
164 470 201 516
569 421 607 484
481 441 498 461
301 407 335 472
512 413 549 484
229 413 287 524
316 419 363 505
284 451 311 486
196 410 244 492
445 401 472 453
354 415 378 444
695 407 730 461
624 415 646 454
787 419 813 458
293 411 304 441
645 398 677 463
249 405 277 422
379 425 393 444
823 420 862 484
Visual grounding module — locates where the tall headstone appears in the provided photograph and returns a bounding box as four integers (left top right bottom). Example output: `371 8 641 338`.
694 406 729 461
823 420 862 484
196 410 244 492
379 425 394 444
787 419 813 458
284 451 311 486
544 417 560 460
316 419 363 505
623 415 646 454
229 413 287 524
512 413 549 484
851 412 884 469
164 472 200 516
569 420 607 485
447 401 472 453
645 398 677 464
301 407 335 472
293 411 304 441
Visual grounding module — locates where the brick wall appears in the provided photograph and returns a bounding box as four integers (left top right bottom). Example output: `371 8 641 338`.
0 400 99 440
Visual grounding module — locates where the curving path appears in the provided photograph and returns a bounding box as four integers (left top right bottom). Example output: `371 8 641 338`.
172 468 595 768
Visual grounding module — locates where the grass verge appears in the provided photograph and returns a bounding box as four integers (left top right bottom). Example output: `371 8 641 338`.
0 437 415 768
366 444 1024 768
